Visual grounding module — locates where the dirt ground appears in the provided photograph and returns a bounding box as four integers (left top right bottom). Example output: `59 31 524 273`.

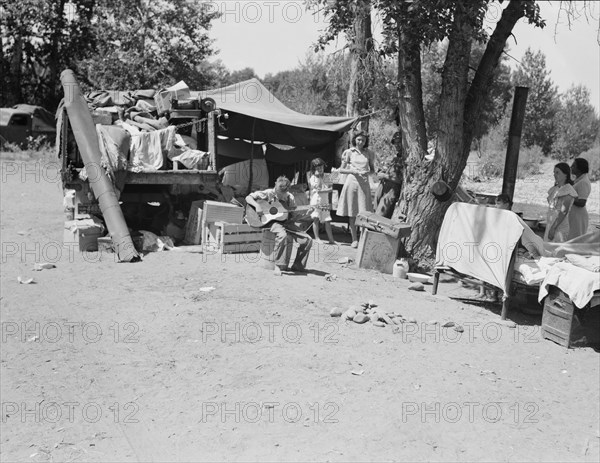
1 158 599 463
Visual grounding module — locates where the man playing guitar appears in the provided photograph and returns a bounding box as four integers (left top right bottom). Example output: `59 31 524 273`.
245 176 313 275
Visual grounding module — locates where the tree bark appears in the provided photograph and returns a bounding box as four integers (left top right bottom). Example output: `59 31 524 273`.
392 10 434 267
436 3 473 187
346 0 373 132
8 36 24 106
394 1 529 269
47 0 67 108
463 0 529 157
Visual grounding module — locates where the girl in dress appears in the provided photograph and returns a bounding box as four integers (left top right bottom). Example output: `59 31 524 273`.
335 131 376 248
568 157 591 239
308 158 335 244
545 163 578 243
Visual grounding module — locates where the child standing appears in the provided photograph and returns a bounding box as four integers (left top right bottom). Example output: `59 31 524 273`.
309 158 336 244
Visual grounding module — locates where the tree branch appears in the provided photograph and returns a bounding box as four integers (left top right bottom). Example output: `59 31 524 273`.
463 0 531 156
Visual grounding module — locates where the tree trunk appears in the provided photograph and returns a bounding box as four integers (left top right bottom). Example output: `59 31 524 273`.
435 3 473 188
463 0 529 157
7 36 24 106
392 10 435 268
47 0 67 109
346 0 373 132
394 1 529 269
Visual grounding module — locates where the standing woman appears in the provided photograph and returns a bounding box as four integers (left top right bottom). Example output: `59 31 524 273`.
568 157 592 239
336 131 376 248
545 162 578 243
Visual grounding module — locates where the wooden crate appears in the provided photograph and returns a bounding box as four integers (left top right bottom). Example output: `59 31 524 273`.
184 200 205 245
541 285 600 348
356 229 400 274
202 200 244 224
215 221 262 254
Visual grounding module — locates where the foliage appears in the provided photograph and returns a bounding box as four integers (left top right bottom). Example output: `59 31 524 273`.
0 135 54 160
579 144 600 181
264 52 350 116
552 84 600 161
421 41 513 142
476 143 543 180
308 0 546 265
511 47 560 155
78 0 220 91
0 0 96 109
1 0 221 108
368 117 399 168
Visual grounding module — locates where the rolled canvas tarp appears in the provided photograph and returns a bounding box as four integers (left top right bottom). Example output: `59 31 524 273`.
60 69 140 262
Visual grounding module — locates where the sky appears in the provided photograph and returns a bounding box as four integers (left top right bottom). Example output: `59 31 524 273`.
207 0 600 112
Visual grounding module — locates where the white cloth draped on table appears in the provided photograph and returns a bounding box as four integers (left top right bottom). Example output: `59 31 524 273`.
435 203 524 294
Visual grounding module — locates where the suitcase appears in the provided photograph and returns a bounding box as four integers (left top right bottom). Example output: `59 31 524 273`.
355 212 411 239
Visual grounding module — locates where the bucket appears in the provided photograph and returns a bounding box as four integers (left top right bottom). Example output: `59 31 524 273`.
393 259 409 279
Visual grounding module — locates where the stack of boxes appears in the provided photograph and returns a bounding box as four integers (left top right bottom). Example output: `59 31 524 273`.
62 188 105 252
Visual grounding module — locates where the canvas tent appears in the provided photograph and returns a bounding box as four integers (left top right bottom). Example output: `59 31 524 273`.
197 78 358 148
194 79 358 182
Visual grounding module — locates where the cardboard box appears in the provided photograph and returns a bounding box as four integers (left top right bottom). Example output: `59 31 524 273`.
63 220 104 252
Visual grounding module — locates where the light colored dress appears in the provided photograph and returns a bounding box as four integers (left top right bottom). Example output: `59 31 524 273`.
544 183 578 243
568 173 592 239
309 174 332 222
336 147 374 217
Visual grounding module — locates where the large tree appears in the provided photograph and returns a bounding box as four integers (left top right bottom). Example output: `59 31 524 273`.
553 84 599 160
78 0 220 90
312 0 546 267
0 0 221 108
421 40 513 144
511 47 559 155
0 0 96 109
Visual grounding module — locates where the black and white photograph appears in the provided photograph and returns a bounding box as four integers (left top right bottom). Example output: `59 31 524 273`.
1 0 599 461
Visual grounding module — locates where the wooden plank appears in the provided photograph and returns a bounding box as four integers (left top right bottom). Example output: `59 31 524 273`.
125 171 218 185
207 111 217 171
221 233 263 244
203 200 244 224
219 223 260 234
221 242 261 254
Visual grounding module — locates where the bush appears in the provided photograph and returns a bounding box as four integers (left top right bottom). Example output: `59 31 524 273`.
0 135 54 160
517 145 544 178
579 145 600 181
473 144 544 180
367 117 399 168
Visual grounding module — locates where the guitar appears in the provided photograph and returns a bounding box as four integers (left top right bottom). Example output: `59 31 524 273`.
245 199 289 228
245 200 313 229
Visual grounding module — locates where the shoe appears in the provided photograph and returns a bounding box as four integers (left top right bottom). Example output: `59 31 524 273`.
290 264 307 273
273 266 287 276
351 241 358 248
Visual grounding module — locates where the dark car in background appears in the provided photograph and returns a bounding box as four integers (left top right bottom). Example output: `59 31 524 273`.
0 104 56 147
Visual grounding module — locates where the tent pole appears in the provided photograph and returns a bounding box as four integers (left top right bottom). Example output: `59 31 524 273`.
247 118 256 195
